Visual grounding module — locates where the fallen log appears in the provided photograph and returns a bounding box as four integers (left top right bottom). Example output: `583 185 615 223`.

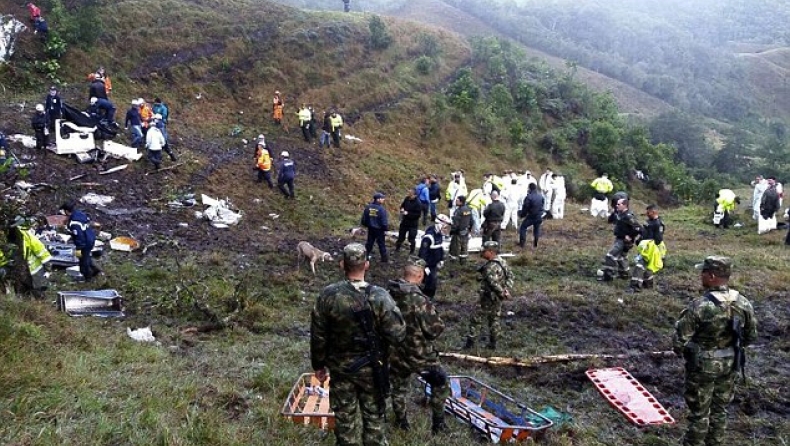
439 351 676 368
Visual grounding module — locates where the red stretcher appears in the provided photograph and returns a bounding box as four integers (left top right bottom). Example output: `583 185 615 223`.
281 373 334 430
586 367 675 426
420 375 554 442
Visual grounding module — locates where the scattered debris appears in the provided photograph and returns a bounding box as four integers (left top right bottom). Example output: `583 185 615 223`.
69 173 88 182
109 236 140 252
167 193 197 208
281 373 334 430
80 192 114 206
0 15 27 62
46 214 68 228
57 290 125 317
440 350 675 368
101 140 142 161
198 194 242 227
269 213 280 219
344 134 363 142
7 134 36 149
98 164 128 175
97 231 112 241
51 119 96 155
127 326 156 342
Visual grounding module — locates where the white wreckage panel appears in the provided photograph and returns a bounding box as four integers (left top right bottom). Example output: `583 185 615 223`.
8 134 36 149
102 140 142 161
51 120 96 155
199 194 242 227
0 15 26 62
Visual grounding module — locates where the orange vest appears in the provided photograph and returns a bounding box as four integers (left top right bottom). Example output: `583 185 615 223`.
140 103 153 128
256 146 271 170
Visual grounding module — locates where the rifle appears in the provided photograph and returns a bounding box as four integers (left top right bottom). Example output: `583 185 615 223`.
732 315 746 380
346 285 390 412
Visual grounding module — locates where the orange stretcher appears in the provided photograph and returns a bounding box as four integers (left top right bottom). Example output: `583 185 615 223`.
281 373 334 430
586 367 676 426
420 375 554 443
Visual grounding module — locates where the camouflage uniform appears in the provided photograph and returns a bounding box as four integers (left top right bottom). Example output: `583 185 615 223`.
467 245 513 348
673 257 758 446
449 203 473 262
387 273 450 431
600 207 641 280
311 244 406 446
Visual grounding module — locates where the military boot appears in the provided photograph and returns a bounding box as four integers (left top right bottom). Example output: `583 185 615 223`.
463 337 475 350
381 253 390 263
431 414 448 435
642 278 655 289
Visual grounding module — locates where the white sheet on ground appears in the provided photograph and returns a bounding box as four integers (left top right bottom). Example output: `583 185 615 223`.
102 140 142 161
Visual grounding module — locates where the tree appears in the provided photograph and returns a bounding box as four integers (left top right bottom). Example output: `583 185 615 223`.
368 15 392 50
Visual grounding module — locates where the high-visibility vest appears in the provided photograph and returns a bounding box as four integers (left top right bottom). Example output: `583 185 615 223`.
20 229 51 275
140 103 153 128
330 115 343 131
637 239 665 273
298 108 311 125
492 176 506 192
716 189 736 212
467 189 486 210
256 146 271 171
591 177 613 194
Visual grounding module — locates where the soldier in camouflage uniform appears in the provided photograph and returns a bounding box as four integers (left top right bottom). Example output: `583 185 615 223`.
598 198 642 281
464 241 513 350
449 195 473 263
388 257 449 434
673 256 758 446
311 243 406 446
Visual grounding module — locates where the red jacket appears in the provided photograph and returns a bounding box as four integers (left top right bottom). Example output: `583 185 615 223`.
28 3 41 20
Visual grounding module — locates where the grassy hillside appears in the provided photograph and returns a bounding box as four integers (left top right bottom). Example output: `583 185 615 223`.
1 1 788 445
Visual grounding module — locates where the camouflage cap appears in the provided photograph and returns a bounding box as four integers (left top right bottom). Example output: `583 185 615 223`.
695 256 732 276
406 256 426 268
343 243 368 266
482 241 499 251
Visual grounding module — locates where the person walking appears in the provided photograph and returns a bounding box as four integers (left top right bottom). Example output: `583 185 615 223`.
31 104 48 151
145 117 166 170
464 241 513 351
415 176 431 226
272 91 284 126
330 110 344 148
428 175 441 222
673 256 757 446
254 137 273 188
418 215 450 299
361 192 389 263
320 110 332 148
44 85 63 142
518 183 545 249
395 188 422 255
297 103 312 142
445 171 467 216
500 177 524 230
311 243 406 446
482 190 505 244
124 99 143 148
388 258 449 434
598 198 641 282
449 195 473 263
277 151 296 199
60 201 102 282
629 204 666 292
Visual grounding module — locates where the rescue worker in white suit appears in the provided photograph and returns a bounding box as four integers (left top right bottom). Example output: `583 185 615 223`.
751 175 768 221
539 168 554 212
501 177 526 230
551 173 567 220
517 170 537 188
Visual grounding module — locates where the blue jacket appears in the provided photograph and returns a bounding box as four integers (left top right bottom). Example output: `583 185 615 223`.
125 107 142 127
68 210 96 250
361 202 389 230
416 183 430 204
152 103 169 123
520 190 545 219
278 158 296 181
418 225 444 266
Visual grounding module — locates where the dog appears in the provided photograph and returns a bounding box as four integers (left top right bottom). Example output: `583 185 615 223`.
297 241 333 275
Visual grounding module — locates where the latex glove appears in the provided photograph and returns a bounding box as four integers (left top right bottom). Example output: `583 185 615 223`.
437 261 444 269
424 267 431 276
44 128 49 136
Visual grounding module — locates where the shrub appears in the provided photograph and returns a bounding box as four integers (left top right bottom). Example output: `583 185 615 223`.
414 55 433 75
368 15 392 50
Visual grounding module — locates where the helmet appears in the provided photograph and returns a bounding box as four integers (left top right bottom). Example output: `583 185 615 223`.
153 113 163 120
274 90 280 95
137 98 145 104
257 134 265 140
435 214 451 225
280 151 289 157
373 192 386 200
90 97 98 105
35 104 44 112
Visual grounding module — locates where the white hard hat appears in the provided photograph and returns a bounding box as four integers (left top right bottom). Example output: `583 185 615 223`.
131 99 140 105
137 98 145 103
153 113 162 120
35 103 45 112
435 214 452 225
257 134 265 140
280 151 290 157
90 97 98 105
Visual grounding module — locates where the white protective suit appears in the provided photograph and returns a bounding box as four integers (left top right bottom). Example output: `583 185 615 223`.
539 171 554 212
551 175 567 219
752 178 768 221
501 180 526 229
